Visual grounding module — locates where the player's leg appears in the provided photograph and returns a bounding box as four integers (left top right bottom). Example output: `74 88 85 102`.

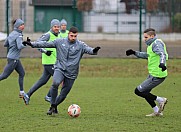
44 65 54 101
0 58 17 81
15 60 25 97
27 65 51 97
23 65 52 105
51 77 75 114
47 70 64 115
134 75 166 116
55 77 75 106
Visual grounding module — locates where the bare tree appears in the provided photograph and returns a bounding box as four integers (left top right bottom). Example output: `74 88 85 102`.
77 0 93 12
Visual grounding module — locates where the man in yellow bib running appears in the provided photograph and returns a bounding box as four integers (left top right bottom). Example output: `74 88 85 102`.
126 28 168 117
23 19 61 105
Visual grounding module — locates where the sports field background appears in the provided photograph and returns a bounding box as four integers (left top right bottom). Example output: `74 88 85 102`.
0 58 181 132
0 40 180 58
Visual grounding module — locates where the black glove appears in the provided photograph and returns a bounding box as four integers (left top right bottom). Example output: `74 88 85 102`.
159 63 167 71
27 37 31 42
93 46 101 53
45 50 53 56
22 41 32 47
23 37 31 46
126 49 135 56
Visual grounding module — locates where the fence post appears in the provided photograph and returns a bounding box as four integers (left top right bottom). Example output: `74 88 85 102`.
139 0 142 52
6 0 10 36
72 0 77 27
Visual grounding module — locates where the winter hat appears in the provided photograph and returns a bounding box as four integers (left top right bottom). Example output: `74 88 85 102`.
60 19 67 25
14 19 24 28
50 19 60 28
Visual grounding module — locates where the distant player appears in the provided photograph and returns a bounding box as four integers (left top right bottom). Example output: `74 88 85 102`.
126 28 168 116
0 19 26 98
59 19 69 38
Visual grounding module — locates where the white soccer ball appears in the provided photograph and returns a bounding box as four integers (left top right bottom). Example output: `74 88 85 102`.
68 104 81 117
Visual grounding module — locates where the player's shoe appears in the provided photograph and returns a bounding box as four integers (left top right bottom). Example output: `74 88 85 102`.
23 93 30 105
47 106 55 115
19 92 25 98
53 106 58 114
44 96 51 103
158 97 168 113
146 112 163 117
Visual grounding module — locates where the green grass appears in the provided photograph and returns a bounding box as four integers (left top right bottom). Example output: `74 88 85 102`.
0 58 181 132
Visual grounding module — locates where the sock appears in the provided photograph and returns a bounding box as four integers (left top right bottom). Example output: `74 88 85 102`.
20 91 25 94
156 96 164 103
153 106 159 113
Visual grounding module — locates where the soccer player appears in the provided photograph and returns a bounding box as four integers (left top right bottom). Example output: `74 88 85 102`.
0 19 26 98
23 26 101 115
44 19 69 102
23 19 61 104
126 28 168 117
59 19 69 38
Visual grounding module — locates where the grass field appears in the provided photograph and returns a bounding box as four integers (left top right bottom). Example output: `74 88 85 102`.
0 58 181 132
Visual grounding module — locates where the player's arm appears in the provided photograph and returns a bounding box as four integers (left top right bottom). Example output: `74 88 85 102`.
126 49 148 59
23 38 61 48
37 33 50 53
4 38 9 47
16 34 26 49
81 41 100 55
152 41 167 71
152 41 167 64
135 51 148 59
31 40 57 48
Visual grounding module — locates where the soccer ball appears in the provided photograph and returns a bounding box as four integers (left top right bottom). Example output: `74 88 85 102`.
68 104 81 117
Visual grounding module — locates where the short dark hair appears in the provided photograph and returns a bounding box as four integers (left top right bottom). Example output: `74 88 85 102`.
69 26 78 33
144 28 156 36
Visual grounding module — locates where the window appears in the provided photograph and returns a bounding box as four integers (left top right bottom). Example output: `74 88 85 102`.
20 1 26 22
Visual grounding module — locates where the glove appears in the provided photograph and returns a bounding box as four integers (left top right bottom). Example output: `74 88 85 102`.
22 41 32 47
23 37 31 46
45 50 53 56
93 46 101 53
27 37 31 42
159 63 167 71
126 49 135 56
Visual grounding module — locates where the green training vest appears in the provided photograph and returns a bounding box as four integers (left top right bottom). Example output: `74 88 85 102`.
42 32 61 65
147 39 168 78
60 30 69 38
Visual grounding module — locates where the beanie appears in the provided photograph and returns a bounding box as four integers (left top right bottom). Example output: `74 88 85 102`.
60 19 67 26
14 19 24 29
50 19 60 28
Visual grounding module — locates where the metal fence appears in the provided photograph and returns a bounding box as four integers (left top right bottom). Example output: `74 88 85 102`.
0 0 181 34
0 0 180 58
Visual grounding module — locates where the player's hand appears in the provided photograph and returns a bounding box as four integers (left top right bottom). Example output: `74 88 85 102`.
27 37 31 42
22 41 32 47
93 46 101 53
45 50 53 56
159 63 167 71
126 49 135 56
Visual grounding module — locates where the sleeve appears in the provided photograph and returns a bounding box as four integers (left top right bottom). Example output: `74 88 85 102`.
4 38 9 47
80 40 95 55
31 39 59 48
37 33 50 53
152 40 166 64
16 34 26 49
135 51 148 59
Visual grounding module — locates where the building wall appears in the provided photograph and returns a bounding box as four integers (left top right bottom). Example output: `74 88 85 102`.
83 13 170 33
0 0 34 33
0 0 171 33
0 0 6 32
